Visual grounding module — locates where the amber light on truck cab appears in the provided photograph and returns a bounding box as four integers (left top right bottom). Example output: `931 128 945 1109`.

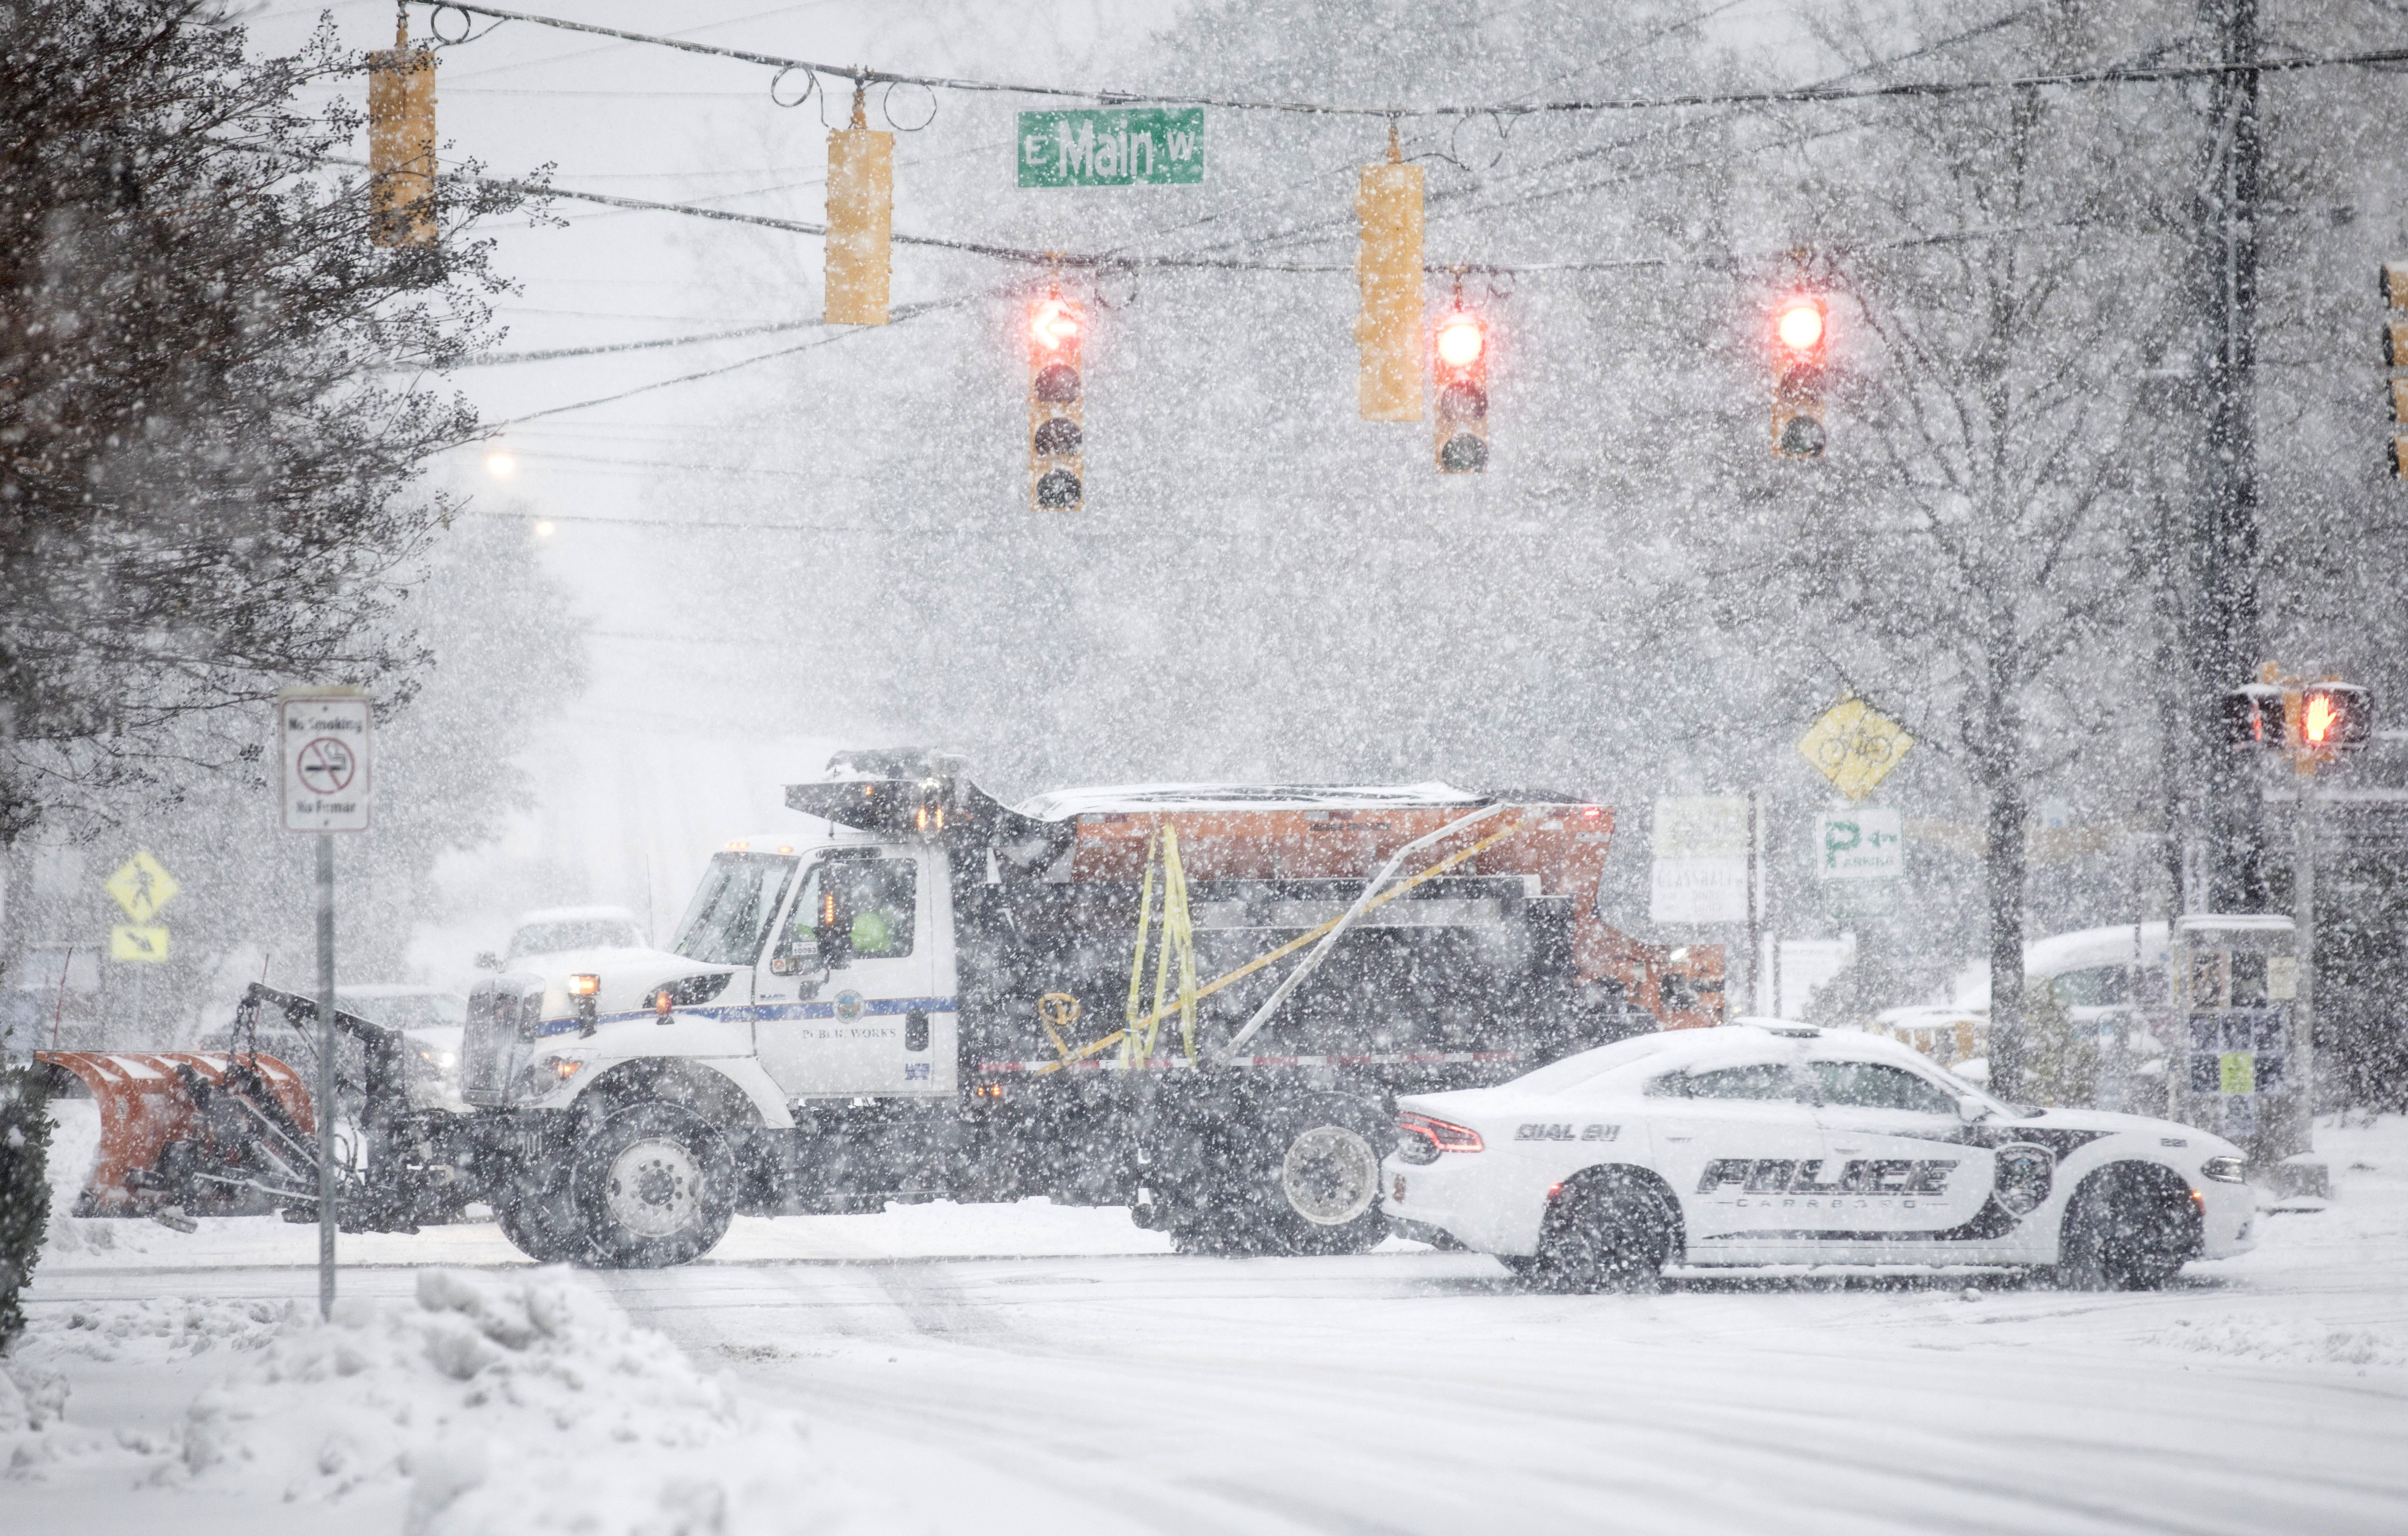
1396 1111 1485 1164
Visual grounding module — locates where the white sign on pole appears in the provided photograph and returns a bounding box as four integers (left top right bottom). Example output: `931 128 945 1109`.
1815 808 1903 880
1650 796 1751 924
279 687 372 833
1778 935 1856 1016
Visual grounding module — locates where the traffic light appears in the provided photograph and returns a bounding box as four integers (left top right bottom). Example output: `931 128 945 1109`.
2297 682 2373 759
2220 683 2286 748
2386 262 2408 477
1354 131 1424 422
1432 305 1489 473
1027 293 1083 511
2223 677 2374 767
1771 294 1826 458
366 17 436 248
825 86 892 325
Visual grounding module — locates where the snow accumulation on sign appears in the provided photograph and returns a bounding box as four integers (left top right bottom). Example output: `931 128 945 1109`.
1018 107 1204 187
279 687 371 833
1797 698 1914 802
1650 795 1750 924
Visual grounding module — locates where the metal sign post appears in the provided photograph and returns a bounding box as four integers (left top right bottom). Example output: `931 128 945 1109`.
278 686 372 1319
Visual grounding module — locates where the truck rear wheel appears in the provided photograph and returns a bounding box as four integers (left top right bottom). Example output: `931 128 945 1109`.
570 1100 737 1269
1172 1095 1389 1257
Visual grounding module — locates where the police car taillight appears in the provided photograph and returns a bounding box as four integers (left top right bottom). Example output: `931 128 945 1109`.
1396 1111 1484 1163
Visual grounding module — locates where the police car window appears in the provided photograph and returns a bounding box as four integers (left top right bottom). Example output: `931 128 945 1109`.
1647 1063 1799 1100
1810 1060 1959 1115
826 858 917 958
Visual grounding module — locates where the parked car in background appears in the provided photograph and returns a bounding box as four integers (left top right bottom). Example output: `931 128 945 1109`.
1869 922 2177 1090
498 905 647 964
339 984 470 1106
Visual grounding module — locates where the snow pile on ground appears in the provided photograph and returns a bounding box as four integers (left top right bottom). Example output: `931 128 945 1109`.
0 1353 70 1440
29 1097 212 1264
2147 1314 2408 1373
41 1294 292 1361
34 1097 112 1256
6 1268 893 1533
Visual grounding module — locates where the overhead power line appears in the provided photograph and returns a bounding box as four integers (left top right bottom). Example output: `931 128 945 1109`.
419 2 2408 118
464 315 828 365
490 292 985 425
458 168 1661 275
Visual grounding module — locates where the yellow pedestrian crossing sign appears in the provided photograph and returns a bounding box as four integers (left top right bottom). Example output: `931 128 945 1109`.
110 923 171 963
1797 698 1914 802
105 849 180 923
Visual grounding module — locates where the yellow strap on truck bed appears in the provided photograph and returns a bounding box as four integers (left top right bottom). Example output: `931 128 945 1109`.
1036 816 1527 1075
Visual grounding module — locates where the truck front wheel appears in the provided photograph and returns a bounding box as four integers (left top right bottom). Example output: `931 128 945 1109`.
570 1100 737 1269
494 1140 589 1264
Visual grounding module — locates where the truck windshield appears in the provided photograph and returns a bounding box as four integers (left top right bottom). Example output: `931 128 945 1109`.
671 854 798 966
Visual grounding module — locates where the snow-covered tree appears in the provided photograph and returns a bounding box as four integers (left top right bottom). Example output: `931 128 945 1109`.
0 0 529 842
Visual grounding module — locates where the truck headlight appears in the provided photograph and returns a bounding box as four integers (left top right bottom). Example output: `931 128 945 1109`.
2201 1155 2246 1184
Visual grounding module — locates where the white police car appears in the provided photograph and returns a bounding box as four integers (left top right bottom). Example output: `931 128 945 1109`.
1382 1021 2255 1291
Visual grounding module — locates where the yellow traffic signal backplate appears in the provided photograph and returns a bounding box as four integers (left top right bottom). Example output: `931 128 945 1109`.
1797 698 1914 802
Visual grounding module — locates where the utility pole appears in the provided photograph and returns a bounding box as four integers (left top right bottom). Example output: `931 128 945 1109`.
2186 0 2267 913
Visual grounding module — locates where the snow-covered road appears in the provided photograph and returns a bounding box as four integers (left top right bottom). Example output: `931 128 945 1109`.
9 1116 2408 1534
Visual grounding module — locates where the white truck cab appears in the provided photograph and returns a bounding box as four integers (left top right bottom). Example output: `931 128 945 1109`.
468 821 961 1124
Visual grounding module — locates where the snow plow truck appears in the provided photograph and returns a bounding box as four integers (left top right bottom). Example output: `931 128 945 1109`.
43 753 1726 1266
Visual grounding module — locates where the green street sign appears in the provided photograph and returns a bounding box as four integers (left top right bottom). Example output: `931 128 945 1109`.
1018 108 1204 188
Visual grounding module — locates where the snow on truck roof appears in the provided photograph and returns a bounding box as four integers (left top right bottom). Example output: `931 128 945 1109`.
1014 782 1485 820
513 905 641 927
783 757 1598 870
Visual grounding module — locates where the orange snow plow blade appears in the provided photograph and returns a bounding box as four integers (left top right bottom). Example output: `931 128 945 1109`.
34 1050 316 1216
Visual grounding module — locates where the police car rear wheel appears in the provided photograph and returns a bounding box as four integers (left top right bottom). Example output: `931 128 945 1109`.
1535 1177 1674 1293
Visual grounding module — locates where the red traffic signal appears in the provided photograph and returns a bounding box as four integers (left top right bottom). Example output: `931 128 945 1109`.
1435 312 1485 369
1775 296 1826 354
1771 293 1827 458
1433 308 1489 474
2220 683 2285 748
2298 682 2372 754
1029 296 1080 355
2224 679 2374 762
1027 294 1084 512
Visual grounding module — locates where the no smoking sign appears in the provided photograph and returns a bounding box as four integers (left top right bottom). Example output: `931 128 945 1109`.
279 687 372 833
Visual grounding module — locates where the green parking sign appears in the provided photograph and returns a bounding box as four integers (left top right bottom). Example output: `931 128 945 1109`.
1018 108 1204 188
